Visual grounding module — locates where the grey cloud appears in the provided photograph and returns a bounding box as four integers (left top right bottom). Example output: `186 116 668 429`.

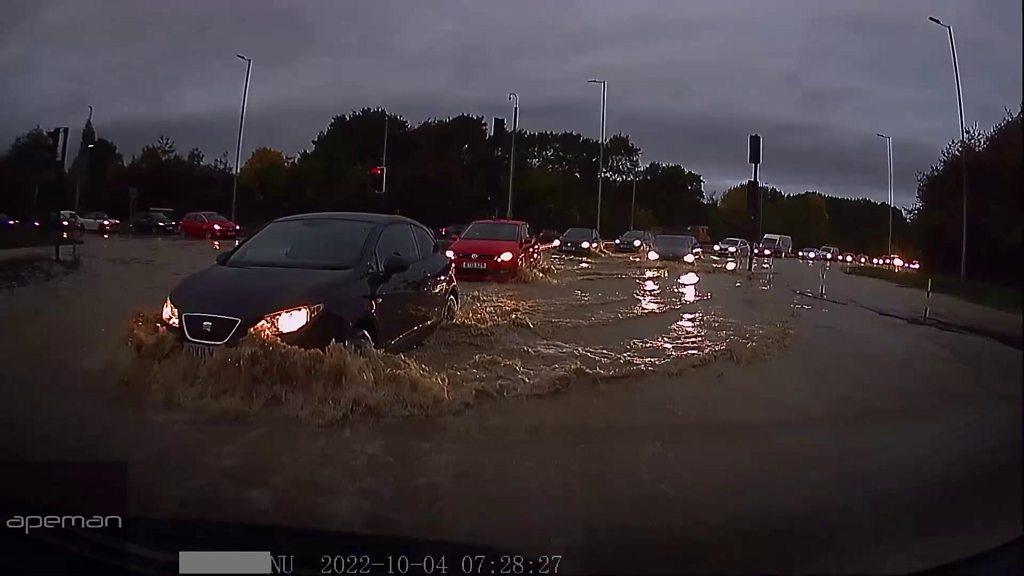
1 0 1019 208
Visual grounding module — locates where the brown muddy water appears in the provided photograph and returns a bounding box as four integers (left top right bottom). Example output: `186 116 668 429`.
122 247 792 422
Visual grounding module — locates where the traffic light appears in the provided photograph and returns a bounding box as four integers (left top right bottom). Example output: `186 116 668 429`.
47 127 69 168
491 117 506 141
368 165 386 194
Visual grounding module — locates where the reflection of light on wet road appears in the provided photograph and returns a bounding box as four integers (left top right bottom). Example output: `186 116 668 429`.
211 240 221 250
677 272 700 285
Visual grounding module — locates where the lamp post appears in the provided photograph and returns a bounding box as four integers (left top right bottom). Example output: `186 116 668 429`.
928 15 968 281
506 92 519 218
876 133 893 255
587 79 607 234
630 152 641 230
232 54 252 224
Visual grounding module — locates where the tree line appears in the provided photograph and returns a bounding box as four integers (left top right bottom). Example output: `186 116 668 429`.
1 106 1019 284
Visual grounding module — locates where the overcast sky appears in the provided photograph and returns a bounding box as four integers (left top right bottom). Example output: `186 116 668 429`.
2 0 1020 206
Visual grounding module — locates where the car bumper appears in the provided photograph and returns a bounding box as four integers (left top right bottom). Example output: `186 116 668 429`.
613 244 642 253
452 258 517 280
557 245 594 256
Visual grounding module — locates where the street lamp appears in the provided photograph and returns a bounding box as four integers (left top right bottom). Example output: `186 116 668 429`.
630 152 641 230
876 133 893 255
587 79 607 234
232 54 253 224
928 15 968 281
506 92 519 218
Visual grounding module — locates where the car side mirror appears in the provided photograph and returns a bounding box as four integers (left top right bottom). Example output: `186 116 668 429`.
382 255 411 276
215 252 231 265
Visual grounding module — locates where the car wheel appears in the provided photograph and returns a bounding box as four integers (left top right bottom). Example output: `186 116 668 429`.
441 292 459 324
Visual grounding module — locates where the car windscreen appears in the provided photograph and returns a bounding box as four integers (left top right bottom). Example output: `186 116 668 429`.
150 213 172 222
460 222 519 241
761 237 779 246
620 230 644 240
721 238 740 245
655 236 693 248
204 213 229 222
227 219 373 269
563 228 593 239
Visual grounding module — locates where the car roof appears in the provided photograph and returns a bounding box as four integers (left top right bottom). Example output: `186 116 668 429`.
469 218 527 225
274 212 422 226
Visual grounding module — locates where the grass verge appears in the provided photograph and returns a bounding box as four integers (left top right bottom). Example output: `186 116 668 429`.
843 266 1020 313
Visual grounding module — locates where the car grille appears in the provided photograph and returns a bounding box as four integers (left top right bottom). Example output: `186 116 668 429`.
455 252 497 260
182 313 242 345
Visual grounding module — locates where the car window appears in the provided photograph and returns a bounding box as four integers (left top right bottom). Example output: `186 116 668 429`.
411 226 436 259
228 219 374 269
376 224 419 266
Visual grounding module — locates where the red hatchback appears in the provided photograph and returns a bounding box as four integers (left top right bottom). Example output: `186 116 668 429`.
180 212 239 239
446 219 541 280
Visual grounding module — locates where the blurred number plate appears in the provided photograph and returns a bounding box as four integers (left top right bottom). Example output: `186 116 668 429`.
184 342 215 358
462 262 487 269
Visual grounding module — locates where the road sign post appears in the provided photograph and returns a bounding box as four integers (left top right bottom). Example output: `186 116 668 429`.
747 134 762 272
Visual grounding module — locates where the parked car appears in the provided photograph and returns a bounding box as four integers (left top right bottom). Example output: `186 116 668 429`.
613 230 655 253
434 223 467 251
0 213 16 226
445 219 541 281
162 212 457 352
839 252 856 263
797 247 819 260
758 233 792 257
555 227 601 256
712 237 749 258
537 229 561 244
179 212 239 239
818 245 840 260
131 211 177 234
649 234 699 262
78 211 121 233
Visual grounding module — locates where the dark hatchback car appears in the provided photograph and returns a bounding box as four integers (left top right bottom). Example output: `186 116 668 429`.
131 211 177 234
613 229 655 253
650 234 698 261
556 227 601 256
162 213 458 352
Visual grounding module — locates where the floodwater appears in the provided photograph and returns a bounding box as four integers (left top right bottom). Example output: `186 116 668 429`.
410 251 791 401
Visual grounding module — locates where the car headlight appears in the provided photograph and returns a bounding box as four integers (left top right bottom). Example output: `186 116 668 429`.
633 239 641 247
497 251 514 262
808 253 815 258
581 241 591 249
445 249 455 259
213 224 221 230
683 253 695 263
102 220 110 225
825 253 832 259
615 239 620 244
647 250 660 261
253 304 324 335
763 249 771 255
552 239 561 247
845 255 852 262
713 244 721 251
893 257 904 267
728 246 736 253
161 297 180 328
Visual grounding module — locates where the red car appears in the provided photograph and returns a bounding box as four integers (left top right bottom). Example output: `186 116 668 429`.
179 211 239 239
445 219 541 280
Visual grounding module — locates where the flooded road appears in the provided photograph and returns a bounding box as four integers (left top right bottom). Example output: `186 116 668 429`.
0 236 1019 573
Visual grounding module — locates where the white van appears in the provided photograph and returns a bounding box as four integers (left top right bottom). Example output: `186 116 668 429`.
759 234 792 257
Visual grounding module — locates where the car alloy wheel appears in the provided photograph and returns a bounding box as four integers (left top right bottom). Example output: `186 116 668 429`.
442 293 459 323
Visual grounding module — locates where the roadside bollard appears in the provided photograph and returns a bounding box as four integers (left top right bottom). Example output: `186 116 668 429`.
923 278 932 320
